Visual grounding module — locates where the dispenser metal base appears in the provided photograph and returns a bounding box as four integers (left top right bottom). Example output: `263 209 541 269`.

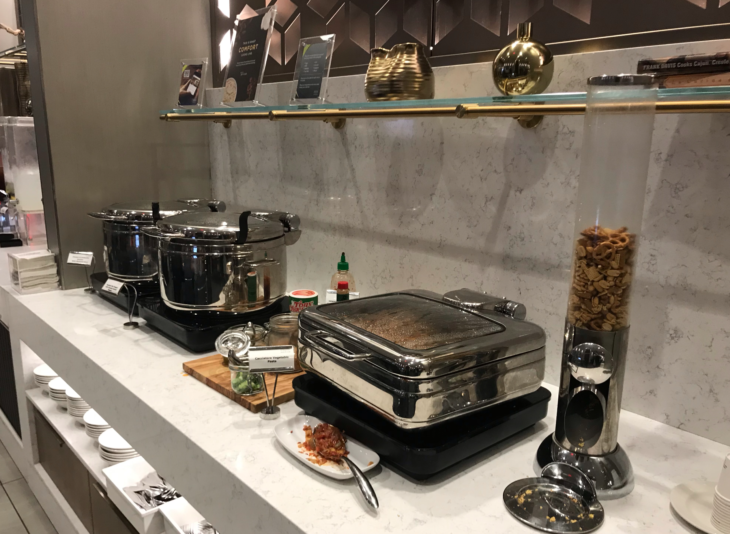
535 434 634 500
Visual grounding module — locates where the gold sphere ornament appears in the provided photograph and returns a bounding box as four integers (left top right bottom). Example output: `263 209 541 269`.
493 22 554 96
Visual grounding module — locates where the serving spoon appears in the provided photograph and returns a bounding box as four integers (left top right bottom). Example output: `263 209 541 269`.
312 429 379 510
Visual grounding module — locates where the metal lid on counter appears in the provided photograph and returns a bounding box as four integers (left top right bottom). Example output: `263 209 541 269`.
503 462 604 533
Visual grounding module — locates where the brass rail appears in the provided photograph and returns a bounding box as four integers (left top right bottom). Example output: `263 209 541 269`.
269 106 456 120
159 99 730 125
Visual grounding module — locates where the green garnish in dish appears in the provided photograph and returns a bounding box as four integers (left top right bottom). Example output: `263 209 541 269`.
232 371 263 394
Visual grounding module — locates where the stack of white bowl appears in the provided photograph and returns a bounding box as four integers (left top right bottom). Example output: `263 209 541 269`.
33 364 58 393
48 378 69 406
712 453 730 533
65 388 91 419
83 409 111 439
98 429 139 463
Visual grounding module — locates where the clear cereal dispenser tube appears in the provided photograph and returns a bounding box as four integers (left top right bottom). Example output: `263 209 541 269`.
537 75 657 499
567 75 657 332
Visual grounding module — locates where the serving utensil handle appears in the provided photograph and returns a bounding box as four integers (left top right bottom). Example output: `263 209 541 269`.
301 330 371 362
342 457 378 510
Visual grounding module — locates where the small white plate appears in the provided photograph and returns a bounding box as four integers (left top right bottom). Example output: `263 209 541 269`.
275 415 379 480
671 481 721 534
33 364 57 378
99 429 133 451
83 409 108 427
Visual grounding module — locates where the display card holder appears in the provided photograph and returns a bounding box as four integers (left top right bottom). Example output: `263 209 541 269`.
221 5 276 108
176 58 209 109
289 35 336 105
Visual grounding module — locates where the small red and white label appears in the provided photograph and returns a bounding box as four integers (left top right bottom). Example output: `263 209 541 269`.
290 300 316 313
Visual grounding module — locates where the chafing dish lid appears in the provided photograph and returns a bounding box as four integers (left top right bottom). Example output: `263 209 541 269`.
156 211 285 242
89 201 204 222
323 294 505 350
301 290 546 378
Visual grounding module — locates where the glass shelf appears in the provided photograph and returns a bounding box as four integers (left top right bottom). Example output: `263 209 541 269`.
160 86 730 124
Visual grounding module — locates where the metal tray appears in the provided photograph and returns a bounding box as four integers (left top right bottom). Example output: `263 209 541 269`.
298 289 546 428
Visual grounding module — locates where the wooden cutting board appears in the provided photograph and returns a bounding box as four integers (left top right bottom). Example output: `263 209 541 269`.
183 354 303 413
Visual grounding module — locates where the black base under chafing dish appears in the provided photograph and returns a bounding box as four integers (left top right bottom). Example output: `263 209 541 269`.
293 373 551 481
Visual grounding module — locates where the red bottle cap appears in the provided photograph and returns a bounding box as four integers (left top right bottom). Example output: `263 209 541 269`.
337 281 349 290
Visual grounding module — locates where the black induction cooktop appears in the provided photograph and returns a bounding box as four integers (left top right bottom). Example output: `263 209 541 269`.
294 373 551 481
91 272 288 353
137 295 289 353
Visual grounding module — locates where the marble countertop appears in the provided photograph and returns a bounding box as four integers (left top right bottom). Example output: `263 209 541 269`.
6 286 726 534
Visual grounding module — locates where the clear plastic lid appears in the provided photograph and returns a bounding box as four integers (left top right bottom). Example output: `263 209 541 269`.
321 294 504 350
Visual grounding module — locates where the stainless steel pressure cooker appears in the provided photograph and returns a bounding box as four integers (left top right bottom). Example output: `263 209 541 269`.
142 209 301 313
88 201 214 282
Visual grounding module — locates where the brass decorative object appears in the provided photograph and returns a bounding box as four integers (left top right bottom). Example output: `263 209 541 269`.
364 43 435 102
365 48 391 102
493 23 554 96
493 22 554 128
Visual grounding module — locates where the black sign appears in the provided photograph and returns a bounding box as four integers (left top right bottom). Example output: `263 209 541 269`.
223 7 274 103
294 42 330 100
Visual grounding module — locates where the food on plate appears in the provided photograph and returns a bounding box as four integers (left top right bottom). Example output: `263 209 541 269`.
298 423 349 465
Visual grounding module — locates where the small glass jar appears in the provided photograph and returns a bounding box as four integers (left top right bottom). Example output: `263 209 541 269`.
227 322 267 346
266 313 300 369
266 313 298 347
228 362 265 396
216 330 264 395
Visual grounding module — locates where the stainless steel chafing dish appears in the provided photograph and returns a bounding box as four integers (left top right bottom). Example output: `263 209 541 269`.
298 289 545 429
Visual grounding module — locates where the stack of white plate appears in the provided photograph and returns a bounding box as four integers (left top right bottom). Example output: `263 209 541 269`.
713 453 730 533
98 429 138 463
48 377 69 406
33 364 58 392
65 388 91 419
83 409 111 439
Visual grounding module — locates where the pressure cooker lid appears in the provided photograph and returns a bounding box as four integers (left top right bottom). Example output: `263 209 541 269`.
92 201 204 222
157 211 285 242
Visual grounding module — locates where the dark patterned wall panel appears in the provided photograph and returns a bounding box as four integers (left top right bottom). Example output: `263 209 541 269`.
431 0 730 62
210 0 730 86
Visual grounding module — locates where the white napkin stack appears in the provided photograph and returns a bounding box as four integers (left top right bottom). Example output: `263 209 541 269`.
8 250 58 293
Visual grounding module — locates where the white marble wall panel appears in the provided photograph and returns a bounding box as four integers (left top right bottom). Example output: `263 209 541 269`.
209 39 730 444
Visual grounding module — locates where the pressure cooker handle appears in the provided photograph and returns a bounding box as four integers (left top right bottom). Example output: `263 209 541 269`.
301 330 371 362
208 200 226 212
236 211 251 245
248 210 301 246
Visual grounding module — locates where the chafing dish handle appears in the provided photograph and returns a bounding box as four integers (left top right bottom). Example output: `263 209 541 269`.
301 330 372 362
152 202 161 223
